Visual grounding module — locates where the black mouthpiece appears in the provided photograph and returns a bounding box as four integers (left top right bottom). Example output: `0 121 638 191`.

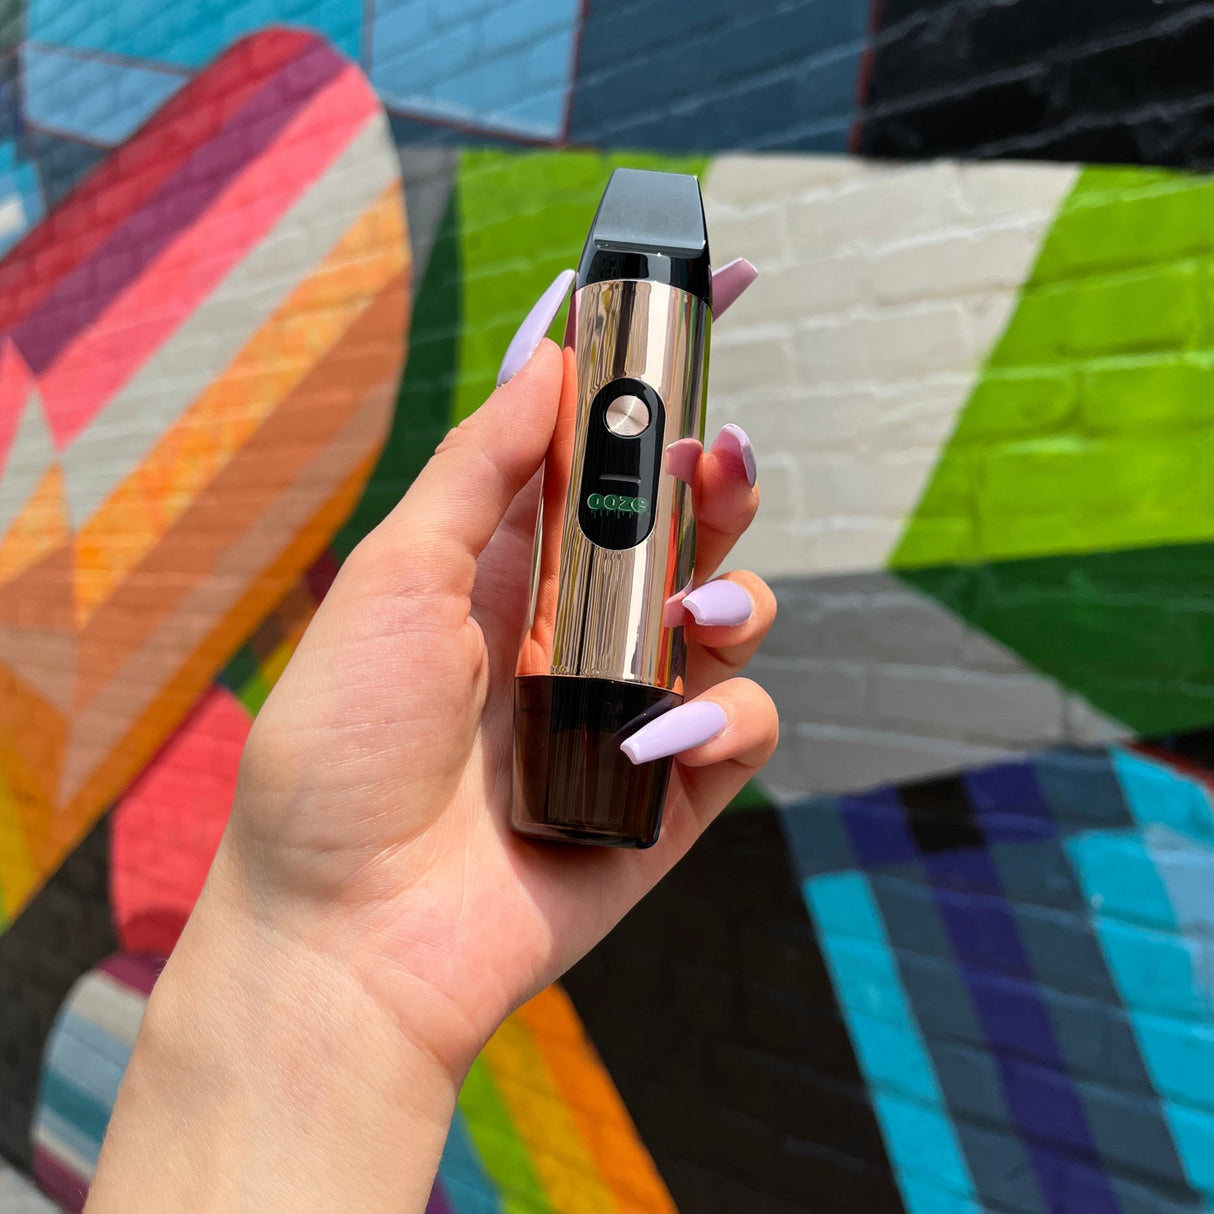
577 167 712 308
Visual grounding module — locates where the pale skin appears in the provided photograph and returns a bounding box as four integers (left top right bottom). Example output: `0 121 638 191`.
85 342 779 1213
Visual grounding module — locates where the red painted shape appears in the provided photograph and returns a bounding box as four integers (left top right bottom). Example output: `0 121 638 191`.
110 685 251 955
36 61 378 448
0 338 33 479
0 29 316 335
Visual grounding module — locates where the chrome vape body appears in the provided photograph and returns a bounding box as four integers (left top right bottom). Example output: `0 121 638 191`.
515 278 711 693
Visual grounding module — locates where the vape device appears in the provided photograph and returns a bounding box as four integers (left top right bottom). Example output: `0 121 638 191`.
512 167 713 848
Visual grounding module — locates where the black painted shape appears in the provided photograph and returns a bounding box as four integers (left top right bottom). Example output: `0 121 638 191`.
899 774 985 853
568 0 868 153
564 809 906 1213
859 0 1214 167
0 814 117 1172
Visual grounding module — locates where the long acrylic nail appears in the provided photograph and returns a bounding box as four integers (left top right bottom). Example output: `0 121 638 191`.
497 268 576 386
621 701 728 764
683 579 752 627
711 423 757 488
711 257 758 318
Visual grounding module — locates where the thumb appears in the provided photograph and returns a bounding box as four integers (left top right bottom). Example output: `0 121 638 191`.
384 336 566 598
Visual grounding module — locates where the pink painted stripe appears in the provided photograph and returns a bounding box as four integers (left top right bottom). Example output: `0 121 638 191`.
425 1183 456 1214
29 60 378 449
14 38 345 378
97 952 163 996
32 1143 90 1214
0 339 32 476
0 30 319 333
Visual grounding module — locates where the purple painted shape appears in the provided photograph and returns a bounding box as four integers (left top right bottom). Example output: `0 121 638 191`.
11 39 344 376
32 1143 89 1213
98 952 164 996
964 760 1056 842
838 788 918 867
425 1182 456 1214
924 850 1119 1214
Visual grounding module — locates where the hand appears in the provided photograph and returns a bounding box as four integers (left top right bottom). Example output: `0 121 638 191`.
87 301 776 1213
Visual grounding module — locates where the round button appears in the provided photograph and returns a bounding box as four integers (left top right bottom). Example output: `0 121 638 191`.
604 394 650 437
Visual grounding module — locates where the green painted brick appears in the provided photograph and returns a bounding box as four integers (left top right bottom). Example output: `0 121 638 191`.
995 261 1201 364
950 370 1077 441
1079 354 1214 433
454 149 707 423
894 165 1214 570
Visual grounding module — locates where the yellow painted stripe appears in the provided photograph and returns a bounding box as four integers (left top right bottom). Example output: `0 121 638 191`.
517 986 677 1213
0 760 37 921
481 1007 618 1214
73 182 409 623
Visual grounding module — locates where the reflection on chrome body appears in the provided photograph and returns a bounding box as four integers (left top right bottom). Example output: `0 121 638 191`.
516 279 711 693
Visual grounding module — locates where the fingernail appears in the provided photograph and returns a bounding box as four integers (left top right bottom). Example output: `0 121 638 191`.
621 701 728 765
683 579 752 627
712 423 756 488
711 257 758 318
665 437 702 483
497 268 576 386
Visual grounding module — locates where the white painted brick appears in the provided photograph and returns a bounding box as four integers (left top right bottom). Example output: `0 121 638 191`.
873 664 1067 745
793 721 1014 795
749 654 871 725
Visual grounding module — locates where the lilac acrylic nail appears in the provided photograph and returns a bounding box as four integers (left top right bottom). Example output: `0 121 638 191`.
682 579 752 627
497 268 576 386
712 423 757 488
621 701 728 765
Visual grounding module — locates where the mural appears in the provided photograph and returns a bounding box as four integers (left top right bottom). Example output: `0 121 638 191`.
7 1 1214 1212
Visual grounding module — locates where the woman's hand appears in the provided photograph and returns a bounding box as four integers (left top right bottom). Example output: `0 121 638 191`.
87 293 777 1213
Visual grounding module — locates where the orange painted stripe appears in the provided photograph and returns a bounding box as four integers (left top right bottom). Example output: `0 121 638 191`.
480 1010 617 1214
37 64 380 446
0 466 68 585
72 183 408 621
517 986 678 1214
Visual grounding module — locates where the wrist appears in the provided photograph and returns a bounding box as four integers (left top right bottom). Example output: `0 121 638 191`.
87 845 460 1214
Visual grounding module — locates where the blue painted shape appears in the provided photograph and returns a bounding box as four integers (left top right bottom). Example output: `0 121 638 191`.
1033 748 1130 829
437 1109 502 1214
1071 825 1214 1204
1068 831 1177 931
1167 1102 1214 1198
806 872 980 1212
27 0 362 66
1113 748 1214 844
371 0 581 138
778 795 857 880
47 1019 133 1109
964 760 1055 842
838 787 919 868
22 45 184 146
0 140 44 255
1149 826 1214 939
566 0 871 152
37 1070 111 1153
31 1104 103 1171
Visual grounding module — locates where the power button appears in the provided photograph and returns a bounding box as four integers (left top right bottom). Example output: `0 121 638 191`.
604 394 651 437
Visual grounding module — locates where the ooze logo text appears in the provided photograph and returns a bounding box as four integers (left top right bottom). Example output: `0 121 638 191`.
587 492 649 516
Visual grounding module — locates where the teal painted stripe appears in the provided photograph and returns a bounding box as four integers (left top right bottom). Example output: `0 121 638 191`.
1112 748 1214 844
805 871 980 1212
48 1018 134 1109
32 1103 103 1172
1068 817 1214 1204
438 1108 503 1214
38 1068 110 1150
